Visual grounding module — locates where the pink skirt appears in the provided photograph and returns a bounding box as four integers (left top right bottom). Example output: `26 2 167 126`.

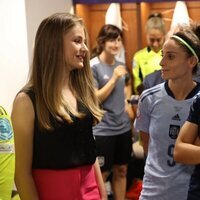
32 165 101 200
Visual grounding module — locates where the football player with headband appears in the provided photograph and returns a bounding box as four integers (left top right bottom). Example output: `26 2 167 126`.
135 23 200 200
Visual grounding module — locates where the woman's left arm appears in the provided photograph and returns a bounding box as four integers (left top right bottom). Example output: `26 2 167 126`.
93 159 107 200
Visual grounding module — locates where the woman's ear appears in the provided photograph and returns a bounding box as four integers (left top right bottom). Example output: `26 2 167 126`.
189 56 198 68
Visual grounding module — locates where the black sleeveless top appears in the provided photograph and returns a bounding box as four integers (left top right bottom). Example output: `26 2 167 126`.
26 90 97 169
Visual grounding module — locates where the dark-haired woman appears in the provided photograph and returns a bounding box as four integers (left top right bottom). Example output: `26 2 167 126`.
11 13 107 200
135 23 200 200
90 24 133 200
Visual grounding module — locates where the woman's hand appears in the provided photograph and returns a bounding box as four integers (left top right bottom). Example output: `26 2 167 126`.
112 65 127 81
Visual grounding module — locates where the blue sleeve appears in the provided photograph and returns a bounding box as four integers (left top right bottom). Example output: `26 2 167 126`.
187 95 200 125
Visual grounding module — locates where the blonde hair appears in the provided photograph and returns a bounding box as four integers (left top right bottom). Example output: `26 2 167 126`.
23 13 103 131
146 13 166 34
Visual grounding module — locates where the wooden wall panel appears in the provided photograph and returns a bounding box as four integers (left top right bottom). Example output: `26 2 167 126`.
121 3 138 71
75 4 90 32
75 1 200 72
89 4 109 50
186 2 200 22
140 2 151 47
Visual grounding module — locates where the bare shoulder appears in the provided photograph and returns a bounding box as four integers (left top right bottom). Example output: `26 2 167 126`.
14 92 31 104
13 92 32 107
12 92 34 118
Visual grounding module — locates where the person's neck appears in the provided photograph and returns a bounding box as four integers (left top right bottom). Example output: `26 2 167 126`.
99 52 115 65
168 78 196 100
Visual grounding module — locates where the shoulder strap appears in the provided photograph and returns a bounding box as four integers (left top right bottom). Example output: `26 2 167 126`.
0 106 7 116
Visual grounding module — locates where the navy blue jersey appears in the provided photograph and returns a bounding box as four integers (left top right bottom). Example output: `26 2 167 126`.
186 94 200 200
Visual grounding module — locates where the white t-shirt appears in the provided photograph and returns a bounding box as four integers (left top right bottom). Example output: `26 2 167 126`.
135 82 200 200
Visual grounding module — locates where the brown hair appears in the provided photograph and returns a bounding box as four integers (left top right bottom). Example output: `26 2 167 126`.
171 23 200 74
91 24 123 58
23 13 103 131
